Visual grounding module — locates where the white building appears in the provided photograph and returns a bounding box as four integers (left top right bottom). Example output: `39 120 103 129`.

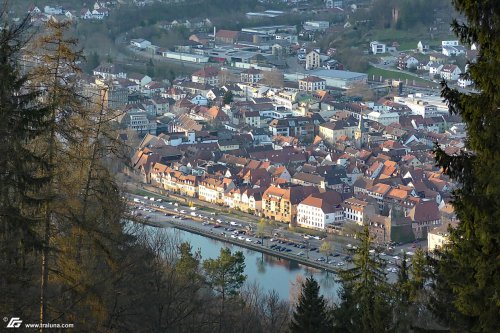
440 64 462 81
297 192 344 230
366 111 400 126
428 223 453 252
441 40 459 47
370 41 386 54
130 39 152 49
298 76 326 91
305 50 321 70
303 21 330 31
342 198 376 225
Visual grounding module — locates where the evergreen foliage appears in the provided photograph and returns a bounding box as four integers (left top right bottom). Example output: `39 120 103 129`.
290 276 332 333
333 226 392 332
431 1 500 331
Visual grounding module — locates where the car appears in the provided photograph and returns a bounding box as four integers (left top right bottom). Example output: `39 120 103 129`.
270 238 276 242
287 242 294 246
344 256 351 261
245 238 252 242
347 244 352 248
333 253 340 257
254 240 262 244
313 236 320 240
230 234 236 239
297 251 304 256
303 235 310 240
213 224 221 228
369 249 375 254
180 210 186 214
337 262 345 266
380 252 386 256
393 256 400 260
279 248 286 252
317 257 325 262
310 247 317 252
202 222 209 226
238 236 245 241
328 260 335 264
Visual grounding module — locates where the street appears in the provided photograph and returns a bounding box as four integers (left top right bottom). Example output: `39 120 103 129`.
126 192 419 282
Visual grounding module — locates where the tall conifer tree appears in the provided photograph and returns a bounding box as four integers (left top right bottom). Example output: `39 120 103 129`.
290 276 331 333
431 1 500 331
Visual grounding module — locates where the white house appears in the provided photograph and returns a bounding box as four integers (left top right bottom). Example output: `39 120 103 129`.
44 6 63 15
297 192 344 230
458 76 473 88
442 45 466 57
417 41 430 53
305 50 321 70
440 64 461 81
190 94 208 106
298 76 326 91
441 40 459 47
130 39 152 50
366 111 400 126
370 41 386 54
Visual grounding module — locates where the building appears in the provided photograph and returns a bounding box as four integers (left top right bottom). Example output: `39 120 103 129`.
398 54 419 70
366 111 400 126
130 38 152 49
370 41 386 54
305 50 321 70
240 68 263 84
287 70 368 89
440 64 462 81
428 222 456 251
298 76 326 91
417 40 430 53
268 117 317 139
215 30 239 44
318 117 358 144
262 185 318 224
297 191 344 230
303 21 330 31
408 201 441 239
192 67 220 86
342 197 377 225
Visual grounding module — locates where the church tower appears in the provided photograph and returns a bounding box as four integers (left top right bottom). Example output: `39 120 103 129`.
354 109 365 149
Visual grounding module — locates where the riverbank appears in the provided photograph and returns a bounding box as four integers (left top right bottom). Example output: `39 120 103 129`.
143 218 341 274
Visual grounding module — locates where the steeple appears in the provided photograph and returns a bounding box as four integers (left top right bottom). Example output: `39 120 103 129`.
355 108 365 148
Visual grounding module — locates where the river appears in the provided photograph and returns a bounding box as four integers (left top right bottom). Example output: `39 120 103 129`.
160 227 341 301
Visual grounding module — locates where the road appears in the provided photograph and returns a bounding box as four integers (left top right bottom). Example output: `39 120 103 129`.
127 193 423 281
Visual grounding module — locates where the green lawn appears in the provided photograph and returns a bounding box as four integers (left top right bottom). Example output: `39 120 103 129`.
367 66 436 86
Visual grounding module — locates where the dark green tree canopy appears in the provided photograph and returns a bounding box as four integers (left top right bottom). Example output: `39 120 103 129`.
290 276 332 333
431 0 500 331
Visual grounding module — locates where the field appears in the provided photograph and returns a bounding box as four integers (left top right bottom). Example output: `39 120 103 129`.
367 66 436 87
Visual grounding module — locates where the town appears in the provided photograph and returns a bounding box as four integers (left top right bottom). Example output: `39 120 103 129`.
23 0 468 252
2 0 497 332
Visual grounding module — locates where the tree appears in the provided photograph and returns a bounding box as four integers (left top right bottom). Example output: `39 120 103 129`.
0 14 51 322
223 90 233 105
393 252 412 331
430 1 500 331
203 247 246 332
290 276 331 333
333 226 392 332
319 240 332 263
256 218 267 245
261 69 284 88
